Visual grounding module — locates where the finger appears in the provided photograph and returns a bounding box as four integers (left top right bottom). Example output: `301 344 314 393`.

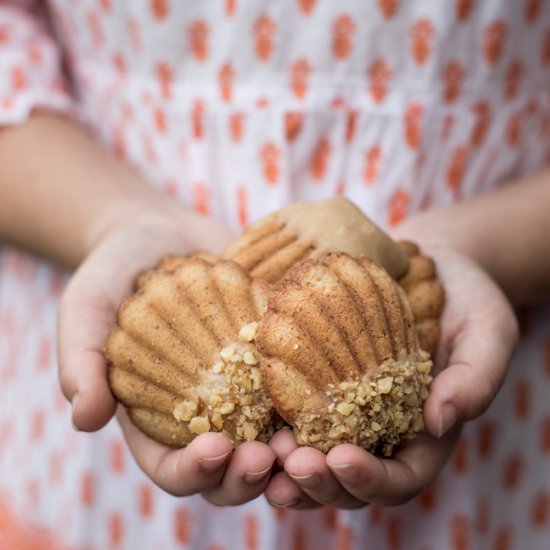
202 441 276 506
58 275 119 431
326 430 459 506
284 447 365 509
117 408 234 496
268 428 300 467
425 302 518 438
264 471 320 510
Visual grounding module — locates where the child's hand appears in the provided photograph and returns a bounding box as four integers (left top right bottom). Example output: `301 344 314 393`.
57 214 276 504
264 246 518 509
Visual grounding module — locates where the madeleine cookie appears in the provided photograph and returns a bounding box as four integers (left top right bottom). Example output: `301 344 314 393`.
397 241 445 356
255 252 432 456
105 257 274 447
222 197 410 283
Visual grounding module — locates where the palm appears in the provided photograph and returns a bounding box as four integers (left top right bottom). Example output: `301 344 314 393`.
264 246 518 509
58 217 279 503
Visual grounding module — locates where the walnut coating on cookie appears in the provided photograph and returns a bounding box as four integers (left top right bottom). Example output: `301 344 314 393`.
105 257 274 447
254 251 433 456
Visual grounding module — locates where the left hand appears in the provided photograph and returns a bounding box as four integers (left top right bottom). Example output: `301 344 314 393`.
264 245 518 509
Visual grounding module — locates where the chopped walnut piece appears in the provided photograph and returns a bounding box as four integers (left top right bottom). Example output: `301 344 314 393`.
335 402 355 416
377 376 394 394
292 351 433 456
220 345 236 363
243 350 260 365
239 322 259 342
189 416 210 434
173 400 198 422
219 401 236 415
211 412 223 430
243 423 259 440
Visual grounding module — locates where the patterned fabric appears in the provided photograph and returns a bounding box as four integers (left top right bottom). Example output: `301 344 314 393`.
1 1 550 549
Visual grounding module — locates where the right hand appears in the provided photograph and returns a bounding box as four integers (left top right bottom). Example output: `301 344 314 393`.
57 208 277 504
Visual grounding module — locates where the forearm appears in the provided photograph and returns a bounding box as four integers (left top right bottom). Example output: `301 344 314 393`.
394 171 550 305
0 112 190 268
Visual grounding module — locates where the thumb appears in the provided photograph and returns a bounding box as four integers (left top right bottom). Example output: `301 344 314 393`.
423 315 518 438
57 267 119 431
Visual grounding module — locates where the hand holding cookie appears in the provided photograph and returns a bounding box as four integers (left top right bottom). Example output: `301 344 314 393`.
57 210 278 505
104 199 445 458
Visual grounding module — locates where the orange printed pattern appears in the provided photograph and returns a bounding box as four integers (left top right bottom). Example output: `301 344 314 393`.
150 0 169 21
0 498 68 550
418 482 438 511
525 0 542 24
260 142 280 185
138 484 154 519
345 110 357 142
226 0 237 17
483 20 508 65
450 514 470 550
455 0 473 21
127 16 143 53
254 15 276 61
174 507 190 544
504 60 524 100
514 379 530 419
506 112 522 147
290 58 311 99
388 188 410 225
470 100 492 147
310 137 331 180
502 454 524 491
446 146 468 196
155 61 173 99
368 58 391 103
476 497 491 535
192 99 205 140
404 103 423 149
229 112 244 142
285 112 304 141
189 20 209 61
477 420 497 458
452 436 469 474
378 0 399 19
219 62 234 102
332 14 355 60
531 491 550 527
442 60 465 103
298 0 316 15
236 186 248 228
245 514 258 550
410 19 435 65
363 146 382 185
193 182 210 214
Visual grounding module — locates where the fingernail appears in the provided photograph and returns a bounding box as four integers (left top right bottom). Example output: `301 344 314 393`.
328 463 358 482
199 451 232 473
288 472 321 489
438 403 457 438
71 394 80 432
243 465 272 485
272 498 300 508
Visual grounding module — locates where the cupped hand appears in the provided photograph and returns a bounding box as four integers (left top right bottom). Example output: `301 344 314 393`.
57 210 276 504
265 246 519 509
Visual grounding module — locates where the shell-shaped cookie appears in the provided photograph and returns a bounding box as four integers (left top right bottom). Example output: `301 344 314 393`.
135 251 217 289
255 252 432 456
397 241 445 356
105 257 274 448
222 197 410 283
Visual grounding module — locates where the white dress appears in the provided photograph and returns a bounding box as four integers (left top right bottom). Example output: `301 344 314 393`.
1 1 550 548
